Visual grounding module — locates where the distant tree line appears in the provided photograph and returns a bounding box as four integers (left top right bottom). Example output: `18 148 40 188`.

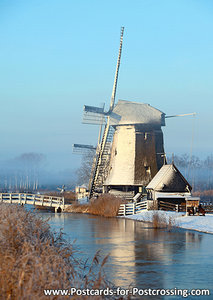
167 154 213 191
0 153 45 192
167 154 213 169
77 152 213 192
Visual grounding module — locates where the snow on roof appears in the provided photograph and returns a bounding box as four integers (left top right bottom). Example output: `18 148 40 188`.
110 100 165 126
146 164 191 191
146 164 173 190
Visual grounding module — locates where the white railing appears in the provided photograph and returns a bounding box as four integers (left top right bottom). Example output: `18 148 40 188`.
118 200 148 216
0 193 64 210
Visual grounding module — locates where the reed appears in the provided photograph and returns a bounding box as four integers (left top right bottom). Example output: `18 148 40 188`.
65 194 124 217
0 203 121 300
67 202 90 213
151 211 175 230
88 194 124 217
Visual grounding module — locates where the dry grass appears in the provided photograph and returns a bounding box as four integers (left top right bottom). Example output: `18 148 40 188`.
65 194 124 217
66 203 90 213
48 191 76 204
0 203 118 300
88 194 124 217
151 211 176 230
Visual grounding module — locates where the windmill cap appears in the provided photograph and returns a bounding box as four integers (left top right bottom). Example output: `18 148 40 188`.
110 100 165 126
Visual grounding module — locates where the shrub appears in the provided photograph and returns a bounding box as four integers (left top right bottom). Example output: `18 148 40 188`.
88 194 124 217
65 194 124 217
151 211 176 230
66 203 90 213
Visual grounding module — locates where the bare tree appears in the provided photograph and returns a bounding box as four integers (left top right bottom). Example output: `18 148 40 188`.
15 153 46 191
77 150 95 186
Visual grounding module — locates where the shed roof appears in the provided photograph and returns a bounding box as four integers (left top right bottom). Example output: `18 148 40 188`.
110 100 165 126
146 164 192 192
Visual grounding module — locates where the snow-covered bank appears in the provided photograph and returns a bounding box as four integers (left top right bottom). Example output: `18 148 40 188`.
125 210 213 234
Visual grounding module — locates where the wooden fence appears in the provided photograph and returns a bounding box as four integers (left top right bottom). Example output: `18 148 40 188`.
118 199 213 216
200 202 213 213
158 201 186 212
118 200 187 216
118 200 148 216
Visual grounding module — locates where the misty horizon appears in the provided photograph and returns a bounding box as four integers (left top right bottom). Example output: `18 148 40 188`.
1 1 212 190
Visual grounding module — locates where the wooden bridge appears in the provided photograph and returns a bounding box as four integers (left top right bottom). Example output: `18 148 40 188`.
0 193 65 212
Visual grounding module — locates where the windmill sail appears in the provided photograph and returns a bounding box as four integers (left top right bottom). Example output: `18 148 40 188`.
89 124 115 196
88 27 124 198
82 104 106 124
109 26 124 112
73 144 96 154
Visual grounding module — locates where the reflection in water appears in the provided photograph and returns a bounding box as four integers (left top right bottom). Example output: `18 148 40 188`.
40 213 213 299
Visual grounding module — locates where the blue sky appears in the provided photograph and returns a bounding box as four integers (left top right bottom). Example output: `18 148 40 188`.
0 0 213 178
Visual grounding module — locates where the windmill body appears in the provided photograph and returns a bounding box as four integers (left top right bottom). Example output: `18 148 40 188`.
103 100 166 197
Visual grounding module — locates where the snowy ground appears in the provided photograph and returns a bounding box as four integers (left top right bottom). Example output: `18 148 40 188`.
125 210 213 234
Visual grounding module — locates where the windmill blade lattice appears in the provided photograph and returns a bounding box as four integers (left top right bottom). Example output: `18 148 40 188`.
88 27 124 198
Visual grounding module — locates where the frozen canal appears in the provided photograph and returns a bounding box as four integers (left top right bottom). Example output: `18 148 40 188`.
40 212 213 299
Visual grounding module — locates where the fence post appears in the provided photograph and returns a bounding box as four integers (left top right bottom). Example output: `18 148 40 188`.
10 194 12 204
133 203 135 215
62 197 65 209
176 205 179 212
124 204 126 216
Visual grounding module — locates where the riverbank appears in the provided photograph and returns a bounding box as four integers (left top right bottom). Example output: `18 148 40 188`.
65 197 213 234
125 210 213 234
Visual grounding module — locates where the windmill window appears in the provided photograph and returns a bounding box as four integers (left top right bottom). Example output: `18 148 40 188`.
115 149 117 155
145 166 151 174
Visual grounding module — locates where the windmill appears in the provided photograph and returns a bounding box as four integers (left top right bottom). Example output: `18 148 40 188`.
77 27 196 199
57 185 66 193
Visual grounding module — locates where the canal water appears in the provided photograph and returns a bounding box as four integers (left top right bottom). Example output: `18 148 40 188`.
39 212 213 299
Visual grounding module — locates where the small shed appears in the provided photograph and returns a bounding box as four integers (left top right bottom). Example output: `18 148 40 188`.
146 163 192 205
75 185 88 199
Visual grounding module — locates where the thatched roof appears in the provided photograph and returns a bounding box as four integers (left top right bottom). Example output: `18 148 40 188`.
146 164 192 193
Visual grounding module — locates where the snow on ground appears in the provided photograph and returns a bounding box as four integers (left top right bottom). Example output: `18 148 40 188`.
78 197 89 204
125 210 213 234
